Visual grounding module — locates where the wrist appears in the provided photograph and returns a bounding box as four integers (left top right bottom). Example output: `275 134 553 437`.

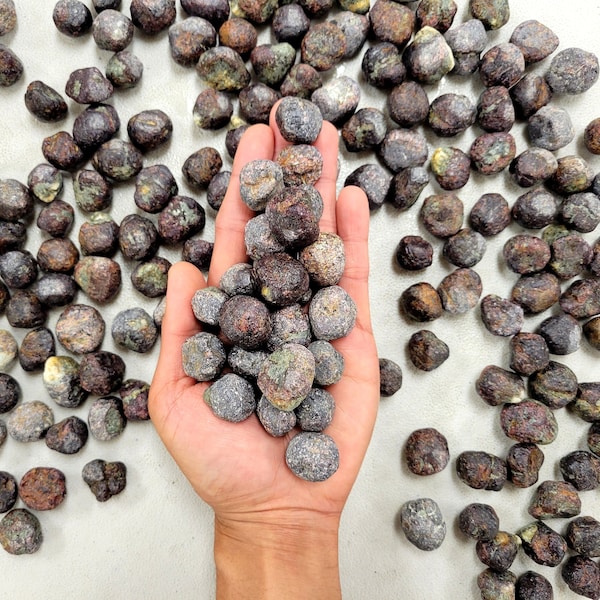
214 511 341 600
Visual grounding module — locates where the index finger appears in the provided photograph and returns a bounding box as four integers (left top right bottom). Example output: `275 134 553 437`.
208 123 275 287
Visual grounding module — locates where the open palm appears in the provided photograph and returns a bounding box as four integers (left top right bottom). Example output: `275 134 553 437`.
148 110 380 529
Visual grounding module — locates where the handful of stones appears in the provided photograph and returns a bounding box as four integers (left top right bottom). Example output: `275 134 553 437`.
181 98 356 483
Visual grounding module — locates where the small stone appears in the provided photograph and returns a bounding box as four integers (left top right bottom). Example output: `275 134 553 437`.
227 347 269 381
438 268 482 314
566 516 600 558
92 139 143 182
254 253 309 307
0 0 16 36
507 442 544 488
7 401 54 442
510 19 559 64
400 497 446 551
405 427 449 476
218 16 257 57
276 144 323 187
220 262 257 296
239 159 284 212
267 304 311 351
444 18 487 75
345 164 392 211
204 372 256 422
119 379 150 421
0 509 43 555
256 395 296 437
309 285 356 341
0 373 19 414
82 459 127 502
407 330 449 371
111 307 158 353
88 396 126 441
0 43 22 87
456 450 507 491
403 26 454 84
480 294 524 337
301 21 347 72
251 42 296 87
280 63 322 99
378 358 403 397
196 46 251 92
500 400 558 445
182 332 226 381
477 86 515 132
430 147 470 191
193 88 232 130
562 555 600 599
65 66 113 104
341 108 387 153
0 330 17 370
400 282 443 323
74 256 121 303
529 480 581 519
19 327 55 372
546 47 599 94
458 503 499 541
470 132 516 175
378 129 428 173
361 42 406 89
72 103 121 151
476 531 520 571
169 17 217 67
285 432 339 482
258 343 315 411
0 471 17 513
428 93 476 137
295 388 335 432
19 467 66 511
310 76 360 126
105 50 144 89
79 351 125 395
528 106 575 151
45 416 88 454
55 304 105 355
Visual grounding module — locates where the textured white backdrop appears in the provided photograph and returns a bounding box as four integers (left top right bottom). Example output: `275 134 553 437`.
1 1 599 598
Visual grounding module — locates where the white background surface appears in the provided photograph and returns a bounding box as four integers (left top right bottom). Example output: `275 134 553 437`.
1 1 600 598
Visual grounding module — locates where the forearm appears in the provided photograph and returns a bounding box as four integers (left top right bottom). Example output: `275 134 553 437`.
214 514 342 600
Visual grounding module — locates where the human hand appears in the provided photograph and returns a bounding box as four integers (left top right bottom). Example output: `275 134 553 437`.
149 106 380 597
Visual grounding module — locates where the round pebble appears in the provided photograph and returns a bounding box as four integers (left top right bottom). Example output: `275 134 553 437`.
55 304 106 354
43 355 88 408
0 509 43 555
0 373 19 413
0 330 17 370
285 432 340 482
256 395 296 437
400 497 446 551
204 373 256 423
79 351 126 395
405 428 450 476
0 471 17 513
45 416 88 454
258 343 315 411
379 358 403 396
309 340 344 387
19 467 66 511
82 459 127 502
309 286 357 341
7 401 54 442
275 97 323 144
88 396 126 441
295 388 335 432
111 307 158 353
182 331 226 382
239 159 284 212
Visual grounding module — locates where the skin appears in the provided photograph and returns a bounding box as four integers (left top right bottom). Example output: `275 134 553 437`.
149 105 380 599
